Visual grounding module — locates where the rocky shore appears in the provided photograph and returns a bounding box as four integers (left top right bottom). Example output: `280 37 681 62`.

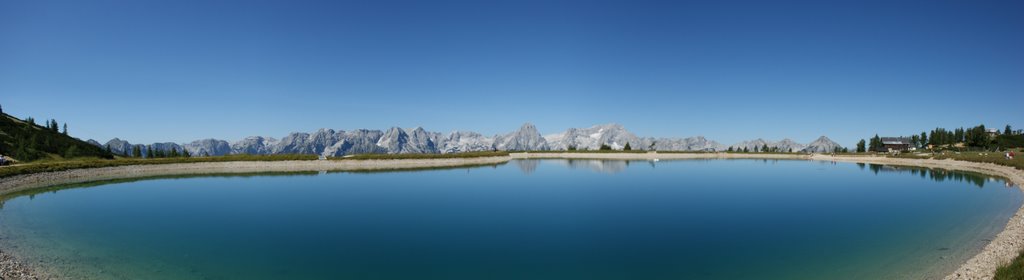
1 153 1021 280
0 248 46 280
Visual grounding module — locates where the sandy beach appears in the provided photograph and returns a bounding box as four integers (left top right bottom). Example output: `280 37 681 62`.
1 153 1021 280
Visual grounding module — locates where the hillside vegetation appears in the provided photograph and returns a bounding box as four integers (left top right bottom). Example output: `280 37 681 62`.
0 154 318 178
0 112 113 162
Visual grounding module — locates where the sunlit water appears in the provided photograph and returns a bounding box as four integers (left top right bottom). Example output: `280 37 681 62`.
0 159 1020 279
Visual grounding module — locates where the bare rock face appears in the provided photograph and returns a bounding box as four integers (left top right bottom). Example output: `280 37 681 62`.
772 139 806 152
231 136 278 155
441 131 494 154
149 142 182 154
272 132 313 154
727 138 813 152
648 136 724 152
184 139 232 156
103 123 843 156
729 138 771 151
104 138 134 155
546 123 642 151
322 129 386 156
376 127 439 154
802 136 842 153
494 123 548 151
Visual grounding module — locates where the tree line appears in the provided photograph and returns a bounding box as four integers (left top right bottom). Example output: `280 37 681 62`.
120 145 193 158
859 124 1022 152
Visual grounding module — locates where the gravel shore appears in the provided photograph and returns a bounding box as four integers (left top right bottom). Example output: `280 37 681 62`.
1 153 1021 280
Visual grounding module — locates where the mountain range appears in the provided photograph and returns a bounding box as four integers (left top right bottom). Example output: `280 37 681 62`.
89 123 843 157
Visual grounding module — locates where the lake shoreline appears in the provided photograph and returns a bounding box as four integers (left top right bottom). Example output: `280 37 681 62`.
1 153 1021 280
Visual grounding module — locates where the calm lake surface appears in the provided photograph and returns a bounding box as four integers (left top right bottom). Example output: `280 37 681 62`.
0 159 1020 279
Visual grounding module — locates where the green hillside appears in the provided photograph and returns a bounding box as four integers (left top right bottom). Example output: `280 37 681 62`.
0 112 113 162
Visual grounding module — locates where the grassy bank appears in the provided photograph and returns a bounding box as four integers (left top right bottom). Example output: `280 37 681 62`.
888 150 1024 170
996 250 1024 280
0 154 317 178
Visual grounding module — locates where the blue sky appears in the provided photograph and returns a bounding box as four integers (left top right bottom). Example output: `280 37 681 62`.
1 0 1022 147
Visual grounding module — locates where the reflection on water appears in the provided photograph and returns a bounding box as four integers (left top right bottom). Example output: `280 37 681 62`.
858 163 1014 188
515 159 638 174
559 159 630 173
0 159 1021 280
515 159 539 174
513 159 1016 189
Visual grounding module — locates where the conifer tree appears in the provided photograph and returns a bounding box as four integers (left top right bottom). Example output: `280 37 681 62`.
146 146 153 158
132 146 142 158
856 139 866 153
623 143 632 151
62 123 67 135
183 148 191 158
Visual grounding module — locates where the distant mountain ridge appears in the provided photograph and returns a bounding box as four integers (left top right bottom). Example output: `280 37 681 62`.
91 123 845 157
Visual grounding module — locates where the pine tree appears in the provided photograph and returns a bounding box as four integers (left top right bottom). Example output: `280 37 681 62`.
599 144 612 150
920 132 928 148
62 123 67 135
146 146 153 158
762 144 769 153
105 144 112 154
132 145 142 158
742 147 749 153
183 148 191 158
727 147 734 152
169 147 179 157
623 143 632 151
1006 125 1013 135
868 134 881 152
856 139 866 153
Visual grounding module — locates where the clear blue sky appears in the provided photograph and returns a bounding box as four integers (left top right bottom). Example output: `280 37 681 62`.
2 0 1022 147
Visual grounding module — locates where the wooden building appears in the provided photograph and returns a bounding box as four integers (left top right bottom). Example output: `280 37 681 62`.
880 137 913 152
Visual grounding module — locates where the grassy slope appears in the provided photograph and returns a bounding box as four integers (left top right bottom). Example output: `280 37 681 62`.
0 154 317 178
996 250 1024 280
0 112 113 161
890 149 1024 170
0 152 516 178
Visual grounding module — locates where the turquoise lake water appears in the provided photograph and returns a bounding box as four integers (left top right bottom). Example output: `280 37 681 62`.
0 159 1020 279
